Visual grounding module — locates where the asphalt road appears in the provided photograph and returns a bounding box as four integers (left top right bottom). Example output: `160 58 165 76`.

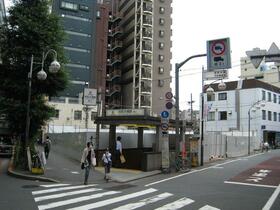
1 150 279 210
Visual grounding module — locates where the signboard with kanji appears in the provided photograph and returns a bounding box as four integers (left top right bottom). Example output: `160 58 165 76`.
207 38 231 70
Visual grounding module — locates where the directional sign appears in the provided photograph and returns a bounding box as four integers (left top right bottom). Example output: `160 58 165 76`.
207 38 231 71
246 47 266 68
161 111 169 118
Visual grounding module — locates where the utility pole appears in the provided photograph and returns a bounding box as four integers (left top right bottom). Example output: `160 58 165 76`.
188 93 195 124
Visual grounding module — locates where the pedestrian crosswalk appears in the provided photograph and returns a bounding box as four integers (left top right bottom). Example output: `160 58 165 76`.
31 183 220 210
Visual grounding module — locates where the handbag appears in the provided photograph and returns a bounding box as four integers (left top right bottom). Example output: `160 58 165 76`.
92 157 97 166
120 154 126 163
81 162 85 170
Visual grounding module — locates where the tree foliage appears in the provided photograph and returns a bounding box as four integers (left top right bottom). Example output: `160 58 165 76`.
0 0 68 142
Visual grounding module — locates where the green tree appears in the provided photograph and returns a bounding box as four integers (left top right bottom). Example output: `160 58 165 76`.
0 0 68 169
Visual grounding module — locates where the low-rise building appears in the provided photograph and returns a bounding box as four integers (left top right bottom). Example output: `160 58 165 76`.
203 79 280 154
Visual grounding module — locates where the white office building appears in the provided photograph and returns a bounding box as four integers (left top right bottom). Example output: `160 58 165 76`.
202 79 280 159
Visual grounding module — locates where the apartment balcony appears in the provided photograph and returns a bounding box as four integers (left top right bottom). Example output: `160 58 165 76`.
143 4 153 14
109 13 122 23
111 41 123 51
142 29 152 40
106 84 121 96
108 26 123 37
141 83 151 93
141 68 152 79
142 57 152 66
142 44 152 53
111 55 122 66
106 69 121 81
108 99 122 109
143 17 152 27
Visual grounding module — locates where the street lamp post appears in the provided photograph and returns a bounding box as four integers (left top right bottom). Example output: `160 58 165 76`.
200 78 226 166
25 49 61 146
175 54 206 158
247 100 265 155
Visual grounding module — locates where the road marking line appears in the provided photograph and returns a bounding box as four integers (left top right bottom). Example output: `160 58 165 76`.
224 181 277 188
211 166 224 169
262 184 280 210
34 188 102 202
38 191 120 210
199 205 220 210
112 192 173 210
146 159 242 187
32 184 96 195
70 171 79 174
40 184 70 188
154 197 194 210
66 188 158 210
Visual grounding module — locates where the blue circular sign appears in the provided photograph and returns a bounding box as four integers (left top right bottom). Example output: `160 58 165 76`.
161 111 169 118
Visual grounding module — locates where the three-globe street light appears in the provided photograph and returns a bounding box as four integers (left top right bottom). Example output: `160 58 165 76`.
25 49 61 146
248 100 265 155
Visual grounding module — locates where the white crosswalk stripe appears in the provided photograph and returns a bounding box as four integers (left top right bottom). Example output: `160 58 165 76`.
154 197 195 210
32 184 96 195
112 192 173 210
67 188 158 210
31 184 220 210
38 191 120 210
34 188 102 202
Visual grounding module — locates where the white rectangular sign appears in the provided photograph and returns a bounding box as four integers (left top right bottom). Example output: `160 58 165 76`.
83 88 97 106
106 109 145 116
204 69 228 80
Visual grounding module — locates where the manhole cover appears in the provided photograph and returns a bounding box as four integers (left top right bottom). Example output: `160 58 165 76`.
105 184 136 191
22 185 39 189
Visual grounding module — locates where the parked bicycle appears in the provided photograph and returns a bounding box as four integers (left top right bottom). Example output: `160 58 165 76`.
175 154 191 172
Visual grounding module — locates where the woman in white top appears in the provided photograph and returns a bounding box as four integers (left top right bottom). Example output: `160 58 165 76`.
81 142 95 185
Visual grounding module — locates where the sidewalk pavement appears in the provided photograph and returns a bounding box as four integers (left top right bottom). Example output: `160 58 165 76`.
7 149 161 184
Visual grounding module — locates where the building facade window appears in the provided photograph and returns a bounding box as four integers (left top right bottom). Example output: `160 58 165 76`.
159 42 164 49
262 90 266 100
61 1 78 11
268 111 272 121
274 112 277 121
218 92 227 100
159 7 165 14
262 110 266 120
273 94 277 103
207 94 215 101
159 30 164 37
268 92 271 102
158 80 164 87
219 111 227 120
54 110 59 119
159 18 165 25
279 95 280 104
158 67 164 74
207 112 215 121
91 112 97 121
278 113 280 122
159 55 164 62
74 110 82 120
79 4 89 11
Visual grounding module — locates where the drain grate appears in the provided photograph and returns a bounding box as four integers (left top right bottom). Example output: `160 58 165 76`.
105 184 137 191
22 185 39 189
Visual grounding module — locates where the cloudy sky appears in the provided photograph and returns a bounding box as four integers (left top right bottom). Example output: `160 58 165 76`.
171 0 280 110
4 0 280 110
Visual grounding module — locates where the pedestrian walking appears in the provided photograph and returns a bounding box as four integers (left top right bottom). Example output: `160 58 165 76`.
44 136 51 159
115 136 122 167
81 142 96 185
102 148 112 182
264 141 269 152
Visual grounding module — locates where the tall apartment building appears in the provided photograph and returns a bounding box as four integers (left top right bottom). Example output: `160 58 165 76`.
105 0 172 116
0 0 5 24
52 0 98 98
